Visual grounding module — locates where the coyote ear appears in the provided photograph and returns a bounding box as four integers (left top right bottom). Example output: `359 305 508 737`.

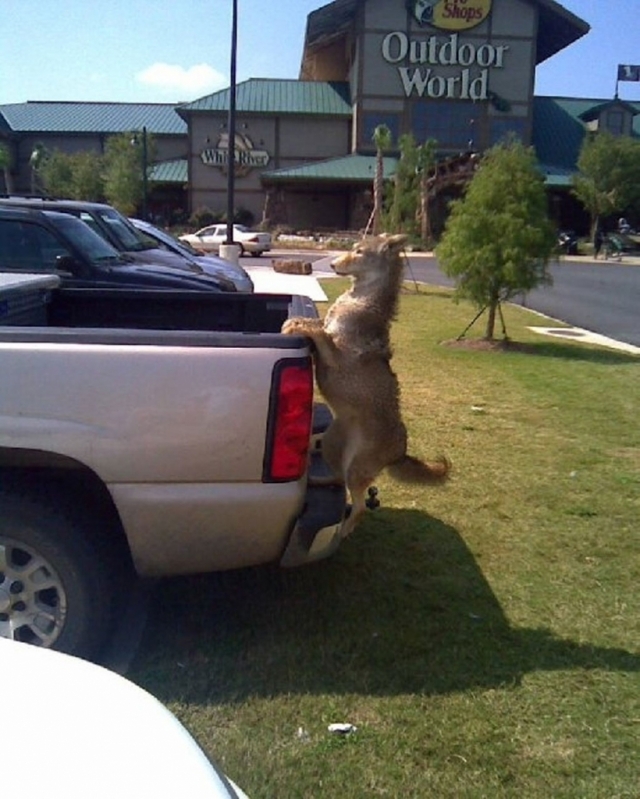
380 233 408 250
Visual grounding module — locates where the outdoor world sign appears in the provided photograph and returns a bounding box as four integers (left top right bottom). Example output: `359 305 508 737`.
385 0 505 100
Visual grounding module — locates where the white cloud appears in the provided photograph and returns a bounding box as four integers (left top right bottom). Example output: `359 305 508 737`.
136 63 227 98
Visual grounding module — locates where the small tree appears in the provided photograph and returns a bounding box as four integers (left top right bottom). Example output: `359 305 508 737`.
103 131 154 216
437 139 556 340
573 131 640 238
39 151 75 198
0 142 14 193
71 151 105 201
40 150 105 201
371 124 393 234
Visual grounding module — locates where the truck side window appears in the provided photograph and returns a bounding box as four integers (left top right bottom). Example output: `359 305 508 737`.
0 220 71 272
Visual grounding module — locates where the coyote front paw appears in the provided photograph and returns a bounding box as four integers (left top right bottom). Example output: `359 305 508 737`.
281 318 303 335
281 317 320 336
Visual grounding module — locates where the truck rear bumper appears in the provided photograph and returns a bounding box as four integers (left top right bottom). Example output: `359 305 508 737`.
279 450 347 568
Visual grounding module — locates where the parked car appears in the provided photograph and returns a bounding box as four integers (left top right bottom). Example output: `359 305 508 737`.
2 638 250 799
0 197 251 291
180 224 272 257
0 205 239 291
130 217 254 292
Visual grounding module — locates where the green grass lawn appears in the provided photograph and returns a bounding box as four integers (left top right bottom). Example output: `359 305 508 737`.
130 282 640 799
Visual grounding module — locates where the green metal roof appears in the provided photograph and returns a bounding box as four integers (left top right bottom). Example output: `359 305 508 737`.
148 158 187 184
532 96 640 175
262 154 398 183
177 79 352 117
0 102 186 135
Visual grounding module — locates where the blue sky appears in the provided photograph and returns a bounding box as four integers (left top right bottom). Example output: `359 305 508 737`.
1 0 638 105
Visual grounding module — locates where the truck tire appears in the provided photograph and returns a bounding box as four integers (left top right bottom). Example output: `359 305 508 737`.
0 489 115 660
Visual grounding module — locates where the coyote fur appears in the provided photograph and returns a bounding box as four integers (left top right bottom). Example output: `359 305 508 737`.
282 232 450 537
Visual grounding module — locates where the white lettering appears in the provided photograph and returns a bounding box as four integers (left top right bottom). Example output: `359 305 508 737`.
457 43 476 66
382 31 408 63
410 39 428 64
399 67 432 96
428 74 447 98
494 44 509 67
397 67 488 99
382 31 505 102
439 34 459 65
476 44 496 67
469 69 489 101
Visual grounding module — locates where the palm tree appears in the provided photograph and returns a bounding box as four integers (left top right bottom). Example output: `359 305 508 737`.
416 139 437 245
0 142 14 194
371 124 392 234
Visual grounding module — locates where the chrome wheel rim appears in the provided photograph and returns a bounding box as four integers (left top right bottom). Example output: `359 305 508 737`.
0 539 67 647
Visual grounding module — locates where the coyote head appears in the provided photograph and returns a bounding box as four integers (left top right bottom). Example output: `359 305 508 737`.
331 234 408 280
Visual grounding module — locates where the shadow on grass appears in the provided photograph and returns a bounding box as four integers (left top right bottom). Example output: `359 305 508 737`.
443 337 639 365
132 509 640 703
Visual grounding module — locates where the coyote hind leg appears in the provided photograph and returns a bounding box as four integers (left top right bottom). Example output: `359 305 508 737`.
340 478 370 538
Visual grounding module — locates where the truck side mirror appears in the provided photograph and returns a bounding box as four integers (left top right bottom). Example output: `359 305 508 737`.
55 254 78 277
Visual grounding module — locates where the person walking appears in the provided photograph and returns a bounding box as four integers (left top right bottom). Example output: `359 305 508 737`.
594 227 604 259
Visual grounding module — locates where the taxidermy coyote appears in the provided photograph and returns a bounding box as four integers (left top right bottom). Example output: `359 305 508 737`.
282 232 450 537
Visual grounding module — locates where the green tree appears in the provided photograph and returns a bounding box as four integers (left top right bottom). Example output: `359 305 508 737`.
371 124 393 234
71 151 105 200
103 131 152 216
437 139 556 341
573 131 640 238
40 150 104 200
0 142 14 193
39 151 75 197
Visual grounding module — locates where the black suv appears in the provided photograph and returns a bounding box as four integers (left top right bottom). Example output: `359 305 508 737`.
0 205 239 291
0 197 252 292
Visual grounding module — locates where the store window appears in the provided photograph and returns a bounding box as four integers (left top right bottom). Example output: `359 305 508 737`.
489 118 527 146
361 113 400 148
606 110 624 135
412 101 475 149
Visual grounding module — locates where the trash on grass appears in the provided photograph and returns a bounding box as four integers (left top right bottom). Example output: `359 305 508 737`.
328 723 357 735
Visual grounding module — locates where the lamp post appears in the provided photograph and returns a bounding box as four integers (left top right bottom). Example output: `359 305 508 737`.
141 126 148 221
131 127 149 221
220 0 241 265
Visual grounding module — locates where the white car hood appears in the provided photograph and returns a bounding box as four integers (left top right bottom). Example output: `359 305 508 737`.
1 639 248 799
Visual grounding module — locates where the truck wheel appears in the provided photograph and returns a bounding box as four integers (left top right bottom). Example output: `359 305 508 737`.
0 490 115 660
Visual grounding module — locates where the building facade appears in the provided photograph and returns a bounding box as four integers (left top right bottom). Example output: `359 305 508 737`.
1 0 639 233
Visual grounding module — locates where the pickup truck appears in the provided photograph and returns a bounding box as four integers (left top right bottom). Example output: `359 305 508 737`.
0 274 347 661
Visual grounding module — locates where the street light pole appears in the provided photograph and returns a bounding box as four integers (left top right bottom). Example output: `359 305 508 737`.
142 125 148 221
222 0 239 262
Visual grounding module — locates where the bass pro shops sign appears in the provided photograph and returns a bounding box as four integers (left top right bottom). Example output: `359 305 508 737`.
407 0 492 30
388 0 505 100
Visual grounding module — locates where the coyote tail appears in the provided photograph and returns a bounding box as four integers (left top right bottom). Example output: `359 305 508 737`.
386 454 450 484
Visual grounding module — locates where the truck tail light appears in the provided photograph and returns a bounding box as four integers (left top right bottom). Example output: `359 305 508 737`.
263 357 313 482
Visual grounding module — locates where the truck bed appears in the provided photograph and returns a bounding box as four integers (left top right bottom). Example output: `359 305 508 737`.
0 276 317 345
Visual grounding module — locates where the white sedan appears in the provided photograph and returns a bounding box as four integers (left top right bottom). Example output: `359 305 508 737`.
2 638 250 799
180 224 271 256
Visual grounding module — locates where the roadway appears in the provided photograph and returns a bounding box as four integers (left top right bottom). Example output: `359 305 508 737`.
255 250 640 349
